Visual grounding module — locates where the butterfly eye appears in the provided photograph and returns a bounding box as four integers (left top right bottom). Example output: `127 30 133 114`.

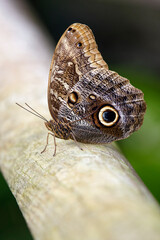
77 42 82 48
98 105 119 127
68 92 78 107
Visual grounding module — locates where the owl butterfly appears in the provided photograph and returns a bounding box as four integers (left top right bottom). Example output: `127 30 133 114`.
17 23 146 155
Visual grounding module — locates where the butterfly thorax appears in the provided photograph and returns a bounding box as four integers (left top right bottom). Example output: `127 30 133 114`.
45 120 71 140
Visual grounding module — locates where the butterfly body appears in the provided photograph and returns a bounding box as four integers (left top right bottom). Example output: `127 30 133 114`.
45 120 71 140
46 23 146 144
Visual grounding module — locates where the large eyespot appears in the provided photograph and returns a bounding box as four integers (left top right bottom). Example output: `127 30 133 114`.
68 92 78 108
98 105 119 127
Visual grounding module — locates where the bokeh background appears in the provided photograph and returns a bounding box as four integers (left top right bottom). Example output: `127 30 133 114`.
0 0 160 239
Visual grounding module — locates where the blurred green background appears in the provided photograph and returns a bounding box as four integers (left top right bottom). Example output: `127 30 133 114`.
0 0 160 239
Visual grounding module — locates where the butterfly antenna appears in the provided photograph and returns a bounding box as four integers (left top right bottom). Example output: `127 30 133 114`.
24 103 48 121
16 103 48 122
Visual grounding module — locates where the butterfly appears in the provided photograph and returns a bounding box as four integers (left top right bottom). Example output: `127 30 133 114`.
17 23 146 155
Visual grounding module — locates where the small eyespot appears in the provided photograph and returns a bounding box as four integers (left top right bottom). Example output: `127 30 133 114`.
68 92 78 107
72 29 76 33
68 27 72 32
98 105 119 127
89 94 96 100
77 42 82 48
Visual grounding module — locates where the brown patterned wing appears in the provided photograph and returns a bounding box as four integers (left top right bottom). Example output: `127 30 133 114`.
48 23 108 120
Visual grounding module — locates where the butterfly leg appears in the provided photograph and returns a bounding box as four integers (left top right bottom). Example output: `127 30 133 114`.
70 132 83 151
41 132 56 156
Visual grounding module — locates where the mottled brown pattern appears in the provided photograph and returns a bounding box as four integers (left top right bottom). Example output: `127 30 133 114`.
46 23 146 144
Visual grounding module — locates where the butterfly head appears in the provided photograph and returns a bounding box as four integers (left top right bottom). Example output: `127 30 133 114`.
45 121 53 132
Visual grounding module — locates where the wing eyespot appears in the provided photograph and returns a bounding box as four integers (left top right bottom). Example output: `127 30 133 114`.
98 105 119 127
68 27 76 33
68 92 78 108
77 42 82 48
68 27 72 32
89 94 96 100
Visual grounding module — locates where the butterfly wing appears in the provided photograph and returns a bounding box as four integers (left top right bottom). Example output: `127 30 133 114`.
65 68 146 143
48 23 146 144
48 23 108 120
